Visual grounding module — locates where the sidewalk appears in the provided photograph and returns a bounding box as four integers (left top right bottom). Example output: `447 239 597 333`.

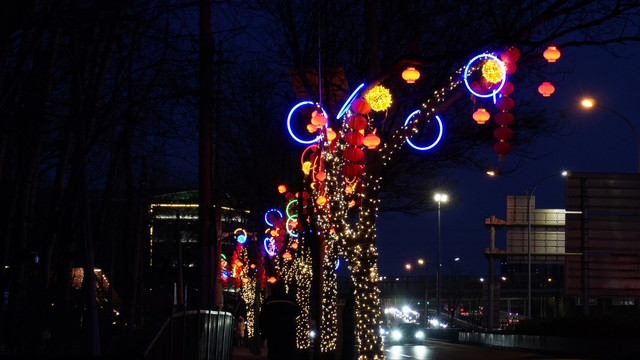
231 345 268 360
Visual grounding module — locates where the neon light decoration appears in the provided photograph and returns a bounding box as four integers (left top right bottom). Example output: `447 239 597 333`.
263 236 276 256
336 83 366 119
334 258 341 270
464 53 506 98
286 217 299 238
287 101 329 144
403 110 444 151
286 199 298 219
264 208 284 227
234 228 248 244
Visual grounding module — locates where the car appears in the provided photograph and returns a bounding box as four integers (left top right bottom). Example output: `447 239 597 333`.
386 323 425 345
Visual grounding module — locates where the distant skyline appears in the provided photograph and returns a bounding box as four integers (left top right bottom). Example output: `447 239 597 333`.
375 44 640 277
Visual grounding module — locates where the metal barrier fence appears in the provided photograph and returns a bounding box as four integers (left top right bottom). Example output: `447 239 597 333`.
145 310 234 360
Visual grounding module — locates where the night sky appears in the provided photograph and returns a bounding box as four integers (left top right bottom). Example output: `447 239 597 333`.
375 44 640 277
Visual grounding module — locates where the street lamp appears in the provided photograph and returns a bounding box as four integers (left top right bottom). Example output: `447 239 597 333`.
434 192 448 321
581 98 640 172
488 171 567 319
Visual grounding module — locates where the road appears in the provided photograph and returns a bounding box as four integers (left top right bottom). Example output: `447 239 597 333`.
384 340 591 360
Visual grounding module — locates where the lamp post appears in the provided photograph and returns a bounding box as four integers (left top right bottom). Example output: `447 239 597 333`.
488 171 567 319
434 192 448 321
581 98 640 173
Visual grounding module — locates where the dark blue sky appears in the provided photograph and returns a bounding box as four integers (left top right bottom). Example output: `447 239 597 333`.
375 44 640 277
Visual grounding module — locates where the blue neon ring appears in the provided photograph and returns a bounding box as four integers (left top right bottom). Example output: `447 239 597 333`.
403 111 444 151
264 208 284 227
463 53 506 98
287 101 328 144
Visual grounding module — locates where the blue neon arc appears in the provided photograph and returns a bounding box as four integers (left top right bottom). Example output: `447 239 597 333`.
264 208 284 227
336 82 366 119
463 53 506 98
287 101 329 144
263 237 276 256
403 110 444 151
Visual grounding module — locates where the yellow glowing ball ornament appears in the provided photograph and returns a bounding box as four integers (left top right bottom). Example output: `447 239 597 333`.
364 85 392 112
302 161 311 175
482 59 504 84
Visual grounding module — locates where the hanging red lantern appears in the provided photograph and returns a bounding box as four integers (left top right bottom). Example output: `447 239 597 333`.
347 115 368 130
316 171 326 181
267 277 277 284
494 126 514 141
503 61 517 75
316 196 327 206
500 81 514 96
351 98 371 114
283 251 292 260
538 82 555 97
496 95 514 111
307 124 317 133
495 112 514 126
343 146 364 162
402 66 420 84
311 112 328 127
344 131 364 146
493 141 513 156
362 133 381 149
543 46 561 63
500 46 520 63
342 163 364 178
326 127 337 141
473 108 491 124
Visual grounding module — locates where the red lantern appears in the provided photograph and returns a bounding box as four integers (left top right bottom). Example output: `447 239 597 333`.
351 98 371 115
283 251 292 260
500 81 514 96
500 46 520 63
473 108 490 125
503 61 517 75
543 46 561 63
267 277 277 284
347 115 368 130
316 196 327 206
277 185 287 193
495 112 514 126
306 124 317 133
326 128 337 141
402 66 420 84
362 133 381 149
344 131 364 146
538 82 555 97
311 112 327 127
494 126 514 141
342 163 364 178
496 96 514 111
316 171 326 181
493 141 513 156
343 146 364 162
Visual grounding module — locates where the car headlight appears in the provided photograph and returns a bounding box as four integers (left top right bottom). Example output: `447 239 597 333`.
391 330 402 341
415 330 424 339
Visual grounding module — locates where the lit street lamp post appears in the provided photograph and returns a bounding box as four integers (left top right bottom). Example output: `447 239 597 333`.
581 98 640 173
434 192 448 321
488 171 567 319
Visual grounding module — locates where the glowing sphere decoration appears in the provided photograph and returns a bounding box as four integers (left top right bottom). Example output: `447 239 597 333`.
538 82 555 97
402 66 420 83
543 46 561 62
326 128 337 141
278 184 287 193
364 86 392 112
311 111 328 127
287 101 328 144
464 53 506 98
482 59 504 84
403 110 444 151
234 228 248 244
